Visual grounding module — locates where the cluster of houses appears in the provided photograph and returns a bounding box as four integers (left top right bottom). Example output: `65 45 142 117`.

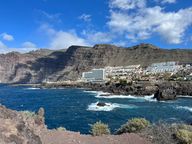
81 61 192 83
145 62 182 74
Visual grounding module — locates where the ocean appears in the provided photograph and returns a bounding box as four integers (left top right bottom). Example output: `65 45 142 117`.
0 84 191 134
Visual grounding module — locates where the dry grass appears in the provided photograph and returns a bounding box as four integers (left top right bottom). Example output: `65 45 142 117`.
90 121 110 136
116 118 150 134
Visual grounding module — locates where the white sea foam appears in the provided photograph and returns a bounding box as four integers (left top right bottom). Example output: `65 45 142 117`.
84 90 111 96
95 94 137 99
176 106 192 112
177 95 192 99
87 102 137 111
83 90 98 94
26 87 40 90
95 93 156 102
84 90 157 102
142 95 157 102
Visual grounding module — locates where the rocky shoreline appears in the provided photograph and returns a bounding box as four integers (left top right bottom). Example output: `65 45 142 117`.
39 81 192 101
0 105 150 144
1 102 191 144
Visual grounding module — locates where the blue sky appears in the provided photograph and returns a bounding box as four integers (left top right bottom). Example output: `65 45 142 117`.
0 0 191 53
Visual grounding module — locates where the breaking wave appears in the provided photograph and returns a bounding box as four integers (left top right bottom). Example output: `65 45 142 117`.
26 87 40 90
176 106 192 112
177 95 192 99
87 101 138 111
89 90 157 102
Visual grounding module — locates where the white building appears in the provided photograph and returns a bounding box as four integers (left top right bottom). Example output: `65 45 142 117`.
145 62 182 74
82 69 105 82
105 65 141 77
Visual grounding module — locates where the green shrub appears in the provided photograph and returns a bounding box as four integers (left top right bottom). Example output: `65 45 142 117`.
176 129 192 144
56 127 66 131
21 108 45 125
116 118 150 134
177 124 192 131
20 111 37 118
90 121 110 136
119 79 127 85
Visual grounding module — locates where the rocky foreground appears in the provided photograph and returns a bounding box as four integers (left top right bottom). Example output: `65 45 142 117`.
0 105 150 144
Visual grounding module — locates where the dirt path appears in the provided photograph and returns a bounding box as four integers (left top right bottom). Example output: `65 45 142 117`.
41 130 151 144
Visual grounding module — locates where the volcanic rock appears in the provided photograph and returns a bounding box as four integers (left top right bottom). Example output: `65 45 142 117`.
154 88 177 101
97 102 107 107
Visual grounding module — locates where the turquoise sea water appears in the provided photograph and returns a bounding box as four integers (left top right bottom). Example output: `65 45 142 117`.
0 84 191 134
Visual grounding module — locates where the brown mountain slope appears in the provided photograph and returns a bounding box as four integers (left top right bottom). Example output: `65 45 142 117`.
0 43 191 83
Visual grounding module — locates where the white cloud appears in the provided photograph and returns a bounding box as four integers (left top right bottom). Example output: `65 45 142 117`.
108 1 192 44
1 33 14 41
0 41 7 49
50 30 89 49
113 41 128 47
0 40 38 54
22 41 37 48
37 10 62 23
82 31 113 43
0 41 10 53
161 0 176 4
78 14 92 22
109 0 146 10
40 24 90 49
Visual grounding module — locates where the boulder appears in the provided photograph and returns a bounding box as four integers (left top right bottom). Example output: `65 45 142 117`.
97 102 106 107
154 88 177 101
35 107 45 126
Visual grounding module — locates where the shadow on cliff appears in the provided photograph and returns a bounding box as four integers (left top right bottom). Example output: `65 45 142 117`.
28 46 83 82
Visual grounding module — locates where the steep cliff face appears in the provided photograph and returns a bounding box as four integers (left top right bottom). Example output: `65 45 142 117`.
0 44 191 83
0 50 53 83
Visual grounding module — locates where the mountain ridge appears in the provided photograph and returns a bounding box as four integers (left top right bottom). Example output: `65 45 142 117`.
0 43 191 83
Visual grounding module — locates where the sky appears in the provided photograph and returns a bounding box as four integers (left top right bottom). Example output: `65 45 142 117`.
0 0 192 53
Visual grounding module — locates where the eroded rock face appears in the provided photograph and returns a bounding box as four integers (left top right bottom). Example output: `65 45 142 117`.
0 105 44 144
154 88 177 101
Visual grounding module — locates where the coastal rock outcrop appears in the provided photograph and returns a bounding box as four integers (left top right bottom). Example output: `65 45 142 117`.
154 88 177 101
82 81 158 96
97 102 107 107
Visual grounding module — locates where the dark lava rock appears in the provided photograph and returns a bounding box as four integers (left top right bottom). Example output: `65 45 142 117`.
99 94 111 96
97 102 106 107
154 88 177 101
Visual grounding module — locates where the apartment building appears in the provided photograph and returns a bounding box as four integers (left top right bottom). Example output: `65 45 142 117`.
82 69 105 82
145 62 182 74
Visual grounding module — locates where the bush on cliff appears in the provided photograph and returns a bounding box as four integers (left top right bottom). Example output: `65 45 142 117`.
21 108 45 126
21 111 37 118
56 127 66 131
175 124 192 144
116 118 150 134
90 121 110 136
176 129 192 144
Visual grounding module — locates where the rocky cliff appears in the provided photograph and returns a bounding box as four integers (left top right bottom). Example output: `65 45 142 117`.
0 43 192 83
